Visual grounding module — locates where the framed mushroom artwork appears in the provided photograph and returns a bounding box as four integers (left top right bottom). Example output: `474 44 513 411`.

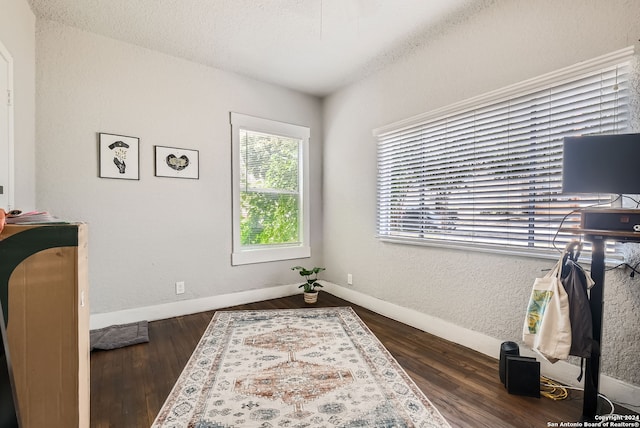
154 145 199 179
99 133 140 180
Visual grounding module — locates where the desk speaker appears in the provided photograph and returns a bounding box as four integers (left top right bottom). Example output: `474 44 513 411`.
499 341 520 386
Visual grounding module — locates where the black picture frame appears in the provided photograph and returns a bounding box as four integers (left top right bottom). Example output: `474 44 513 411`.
98 133 140 180
154 146 199 179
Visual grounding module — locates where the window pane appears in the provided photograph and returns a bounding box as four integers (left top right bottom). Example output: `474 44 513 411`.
239 129 301 247
240 129 299 193
240 192 299 245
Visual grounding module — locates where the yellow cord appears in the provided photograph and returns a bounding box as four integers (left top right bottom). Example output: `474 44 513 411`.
540 376 569 401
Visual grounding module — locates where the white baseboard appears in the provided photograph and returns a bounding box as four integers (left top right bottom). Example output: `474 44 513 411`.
89 283 299 330
324 282 640 413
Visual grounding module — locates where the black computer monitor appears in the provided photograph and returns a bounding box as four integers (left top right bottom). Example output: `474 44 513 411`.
562 133 640 194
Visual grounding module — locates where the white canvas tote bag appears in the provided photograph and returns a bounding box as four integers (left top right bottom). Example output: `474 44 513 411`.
523 257 572 363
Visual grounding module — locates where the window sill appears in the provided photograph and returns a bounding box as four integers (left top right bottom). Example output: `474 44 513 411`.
232 245 311 266
378 235 624 265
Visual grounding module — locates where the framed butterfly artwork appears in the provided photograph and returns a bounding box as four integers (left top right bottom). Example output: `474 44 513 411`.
154 145 199 179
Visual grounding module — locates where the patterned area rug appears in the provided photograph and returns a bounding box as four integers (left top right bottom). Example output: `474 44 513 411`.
152 307 450 427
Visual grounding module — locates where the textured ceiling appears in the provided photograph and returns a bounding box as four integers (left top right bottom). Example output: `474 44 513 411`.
28 0 491 96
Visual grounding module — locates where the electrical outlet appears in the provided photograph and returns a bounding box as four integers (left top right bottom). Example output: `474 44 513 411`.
347 273 353 285
176 281 185 295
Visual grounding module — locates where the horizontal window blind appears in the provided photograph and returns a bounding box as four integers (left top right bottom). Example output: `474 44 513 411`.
376 49 633 256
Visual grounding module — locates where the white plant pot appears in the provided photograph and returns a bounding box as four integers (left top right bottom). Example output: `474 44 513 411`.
303 291 318 304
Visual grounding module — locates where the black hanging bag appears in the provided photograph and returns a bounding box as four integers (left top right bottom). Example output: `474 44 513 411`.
560 242 599 359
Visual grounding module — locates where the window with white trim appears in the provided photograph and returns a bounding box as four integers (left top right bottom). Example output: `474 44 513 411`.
375 47 633 258
231 112 310 265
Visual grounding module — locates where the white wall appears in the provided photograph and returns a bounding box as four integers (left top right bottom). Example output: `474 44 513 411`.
323 0 640 388
0 0 36 210
35 20 324 315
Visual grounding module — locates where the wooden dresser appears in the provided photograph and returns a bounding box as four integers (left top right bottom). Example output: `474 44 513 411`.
0 223 89 428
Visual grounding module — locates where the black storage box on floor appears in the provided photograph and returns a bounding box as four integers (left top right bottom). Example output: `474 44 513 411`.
506 356 540 398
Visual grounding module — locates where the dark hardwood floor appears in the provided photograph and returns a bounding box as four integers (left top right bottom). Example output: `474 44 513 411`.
90 293 636 427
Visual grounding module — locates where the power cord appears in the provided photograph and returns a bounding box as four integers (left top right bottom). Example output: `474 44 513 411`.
552 195 640 279
606 261 640 278
540 377 618 416
540 376 569 400
551 195 623 254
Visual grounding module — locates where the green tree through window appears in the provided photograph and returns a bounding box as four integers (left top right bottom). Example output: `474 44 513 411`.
240 129 300 246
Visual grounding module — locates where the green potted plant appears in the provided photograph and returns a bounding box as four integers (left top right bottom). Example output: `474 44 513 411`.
291 266 325 304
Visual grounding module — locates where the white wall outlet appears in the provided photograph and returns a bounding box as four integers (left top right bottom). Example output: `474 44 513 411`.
347 273 353 285
175 281 185 295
